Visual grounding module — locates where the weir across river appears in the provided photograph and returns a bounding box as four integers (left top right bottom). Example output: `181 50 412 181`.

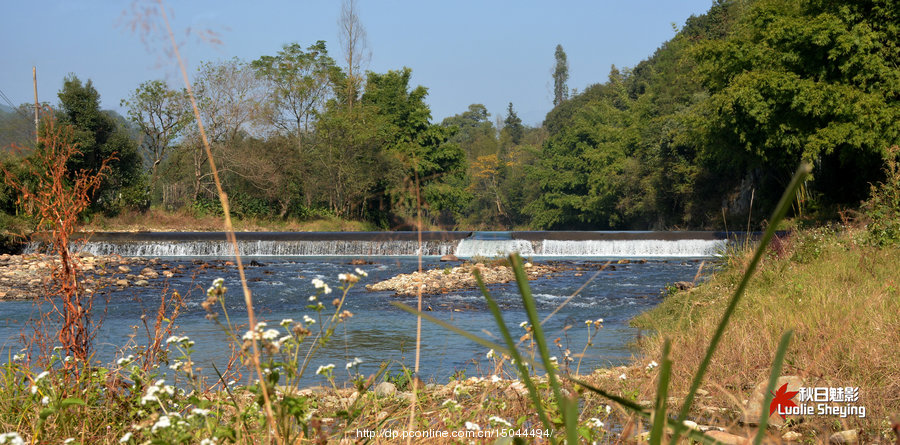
26 231 757 258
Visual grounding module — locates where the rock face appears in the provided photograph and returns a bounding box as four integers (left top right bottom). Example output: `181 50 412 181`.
741 375 804 427
439 254 460 262
366 262 558 296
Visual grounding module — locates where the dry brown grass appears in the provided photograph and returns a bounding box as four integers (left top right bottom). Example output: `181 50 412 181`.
82 208 378 232
633 227 900 442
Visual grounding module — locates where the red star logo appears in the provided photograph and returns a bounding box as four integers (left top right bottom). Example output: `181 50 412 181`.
769 383 800 419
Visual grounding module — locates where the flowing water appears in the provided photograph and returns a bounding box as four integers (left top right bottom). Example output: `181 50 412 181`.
3 231 730 386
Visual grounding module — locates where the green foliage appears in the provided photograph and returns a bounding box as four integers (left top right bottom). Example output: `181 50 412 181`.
863 146 900 246
57 75 145 215
696 0 900 207
503 102 524 145
361 68 466 223
251 40 341 135
121 80 190 176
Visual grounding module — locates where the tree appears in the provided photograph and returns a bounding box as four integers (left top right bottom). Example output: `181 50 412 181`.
553 44 569 106
57 75 144 214
338 0 370 109
361 68 466 223
121 80 190 179
188 59 266 200
307 103 388 218
503 102 524 145
252 41 340 137
194 58 265 145
441 104 498 159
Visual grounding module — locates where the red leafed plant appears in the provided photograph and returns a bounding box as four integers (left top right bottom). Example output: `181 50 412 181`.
769 383 800 419
2 108 114 368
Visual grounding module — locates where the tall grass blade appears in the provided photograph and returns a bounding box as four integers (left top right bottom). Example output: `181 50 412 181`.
509 254 565 402
508 253 580 444
753 330 793 445
649 339 672 445
473 270 557 443
669 162 811 445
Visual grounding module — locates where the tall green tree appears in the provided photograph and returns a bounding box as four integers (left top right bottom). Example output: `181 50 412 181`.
57 75 144 214
553 44 569 106
361 68 465 224
503 102 524 145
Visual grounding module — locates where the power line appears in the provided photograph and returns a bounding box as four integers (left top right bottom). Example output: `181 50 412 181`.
0 86 31 119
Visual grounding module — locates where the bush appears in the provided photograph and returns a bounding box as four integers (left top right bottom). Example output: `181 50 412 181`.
862 146 900 247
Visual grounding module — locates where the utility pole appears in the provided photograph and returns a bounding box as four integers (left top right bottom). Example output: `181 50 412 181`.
33 66 39 146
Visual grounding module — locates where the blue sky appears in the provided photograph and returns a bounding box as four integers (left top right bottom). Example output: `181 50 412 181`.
1 0 715 126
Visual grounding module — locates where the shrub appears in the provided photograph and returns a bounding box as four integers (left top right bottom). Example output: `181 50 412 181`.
862 146 900 246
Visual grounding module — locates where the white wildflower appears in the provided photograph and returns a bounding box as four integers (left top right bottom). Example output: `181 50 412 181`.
151 415 171 433
323 284 332 294
116 355 134 366
212 278 225 288
165 336 179 344
0 433 24 445
587 417 605 429
605 404 612 414
280 318 293 327
41 396 50 405
646 360 658 370
308 295 317 301
464 421 481 431
486 349 496 359
618 373 627 380
30 386 37 395
311 278 325 289
200 439 217 445
261 329 280 341
345 357 362 369
596 318 604 323
338 273 348 281
118 432 132 443
12 354 24 362
191 408 211 417
354 268 368 277
64 439 75 444
35 371 50 382
490 375 502 383
489 416 512 427
316 364 335 375
303 315 316 325
519 321 528 328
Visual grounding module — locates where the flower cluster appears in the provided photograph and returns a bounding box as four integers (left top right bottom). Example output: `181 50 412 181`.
141 379 175 406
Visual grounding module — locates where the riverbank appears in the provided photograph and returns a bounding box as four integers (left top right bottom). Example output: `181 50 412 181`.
632 226 900 443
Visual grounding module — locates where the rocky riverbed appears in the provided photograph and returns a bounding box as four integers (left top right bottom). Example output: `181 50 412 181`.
365 261 561 296
0 252 181 300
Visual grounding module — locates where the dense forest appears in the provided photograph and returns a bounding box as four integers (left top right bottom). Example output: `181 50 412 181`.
2 0 897 233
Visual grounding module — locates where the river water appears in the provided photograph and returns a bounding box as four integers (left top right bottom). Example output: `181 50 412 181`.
2 232 724 386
